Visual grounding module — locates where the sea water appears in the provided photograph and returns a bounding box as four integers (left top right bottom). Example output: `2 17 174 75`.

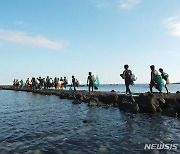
77 83 180 93
0 89 179 153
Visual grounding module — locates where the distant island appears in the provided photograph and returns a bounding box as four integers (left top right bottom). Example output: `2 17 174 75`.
172 82 180 84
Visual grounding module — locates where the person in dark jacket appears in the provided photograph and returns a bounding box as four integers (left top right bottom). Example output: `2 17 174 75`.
149 65 159 93
121 64 133 95
87 72 94 94
72 75 76 91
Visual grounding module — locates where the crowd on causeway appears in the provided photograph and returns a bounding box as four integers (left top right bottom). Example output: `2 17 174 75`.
12 64 170 94
7 65 180 117
13 72 100 93
13 76 80 91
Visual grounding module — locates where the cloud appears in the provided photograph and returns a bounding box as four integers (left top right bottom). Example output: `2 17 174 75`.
96 1 108 8
91 0 109 8
91 0 141 10
163 16 180 36
167 50 180 56
0 29 65 50
118 0 141 10
14 20 26 26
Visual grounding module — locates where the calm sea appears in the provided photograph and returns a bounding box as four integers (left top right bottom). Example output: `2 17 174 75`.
77 83 180 93
0 85 180 153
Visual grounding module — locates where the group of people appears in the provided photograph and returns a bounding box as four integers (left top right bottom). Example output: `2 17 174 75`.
13 66 170 94
13 72 99 94
120 64 170 94
13 76 80 90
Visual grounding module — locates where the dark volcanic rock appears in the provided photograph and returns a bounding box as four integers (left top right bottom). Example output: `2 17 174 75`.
59 92 69 99
83 119 96 123
74 93 84 101
165 98 179 108
162 108 178 117
72 100 82 104
137 94 159 113
98 94 118 105
174 103 180 116
88 96 99 106
119 100 139 113
2 85 180 117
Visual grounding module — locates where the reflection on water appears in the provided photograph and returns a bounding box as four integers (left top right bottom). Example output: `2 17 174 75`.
0 90 179 153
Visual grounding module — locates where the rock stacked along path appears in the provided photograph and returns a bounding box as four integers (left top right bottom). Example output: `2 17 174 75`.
0 86 180 117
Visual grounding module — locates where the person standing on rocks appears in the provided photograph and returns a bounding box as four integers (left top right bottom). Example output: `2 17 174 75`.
159 68 170 93
149 65 160 93
72 75 77 91
63 77 68 89
121 64 133 95
46 76 50 89
87 72 94 94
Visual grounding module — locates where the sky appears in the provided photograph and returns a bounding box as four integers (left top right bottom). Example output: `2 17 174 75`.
0 0 180 84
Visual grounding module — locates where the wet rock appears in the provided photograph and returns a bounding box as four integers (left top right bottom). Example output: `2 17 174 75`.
119 100 139 113
174 103 180 116
156 107 162 112
158 98 168 110
68 94 75 100
137 94 159 113
74 93 84 101
130 103 140 113
162 108 178 117
59 92 69 99
98 94 118 105
82 96 90 103
88 96 99 106
165 98 178 108
98 146 108 153
158 98 165 104
129 96 136 103
33 149 42 154
97 101 106 107
72 100 82 104
88 101 98 106
2 85 180 117
83 119 96 123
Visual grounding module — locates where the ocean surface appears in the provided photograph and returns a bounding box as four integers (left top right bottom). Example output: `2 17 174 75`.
0 84 180 153
77 83 180 93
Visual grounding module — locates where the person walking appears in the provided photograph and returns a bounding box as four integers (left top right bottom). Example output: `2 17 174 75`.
121 64 133 95
159 68 170 93
149 65 160 93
